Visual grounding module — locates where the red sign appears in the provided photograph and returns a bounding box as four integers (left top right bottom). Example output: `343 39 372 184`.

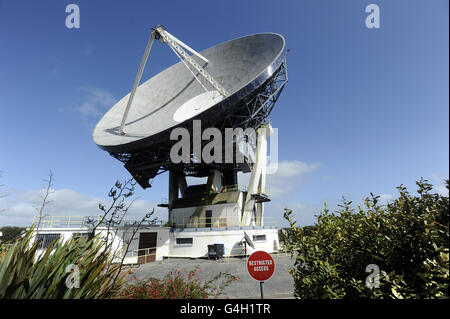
247 251 275 281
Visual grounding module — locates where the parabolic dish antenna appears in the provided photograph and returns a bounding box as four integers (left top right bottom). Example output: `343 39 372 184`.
93 30 285 152
93 26 287 188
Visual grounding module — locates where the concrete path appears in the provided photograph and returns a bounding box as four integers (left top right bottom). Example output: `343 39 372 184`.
125 254 296 299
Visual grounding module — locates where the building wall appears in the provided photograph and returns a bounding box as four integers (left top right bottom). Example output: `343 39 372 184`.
168 228 279 258
33 227 279 264
32 227 170 263
121 227 171 264
171 202 241 228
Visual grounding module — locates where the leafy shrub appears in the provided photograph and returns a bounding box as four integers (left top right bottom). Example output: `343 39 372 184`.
0 227 128 298
284 179 449 299
115 267 239 299
0 226 26 243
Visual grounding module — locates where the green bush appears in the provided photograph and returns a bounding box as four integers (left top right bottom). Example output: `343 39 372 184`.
284 179 449 299
0 227 128 298
0 226 26 243
115 267 239 299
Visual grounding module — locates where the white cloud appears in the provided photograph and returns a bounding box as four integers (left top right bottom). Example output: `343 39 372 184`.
270 160 320 178
0 188 166 227
70 88 117 117
186 176 207 186
378 193 394 205
239 160 320 199
265 201 322 227
431 174 449 196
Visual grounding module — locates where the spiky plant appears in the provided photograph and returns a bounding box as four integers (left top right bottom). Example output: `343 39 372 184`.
0 227 128 298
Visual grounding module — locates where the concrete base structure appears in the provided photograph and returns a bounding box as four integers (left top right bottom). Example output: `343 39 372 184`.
32 225 279 265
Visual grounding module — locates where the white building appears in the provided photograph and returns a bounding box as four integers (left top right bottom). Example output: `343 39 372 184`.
32 215 279 264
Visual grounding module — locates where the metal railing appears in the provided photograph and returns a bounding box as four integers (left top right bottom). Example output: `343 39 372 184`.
127 246 291 264
220 185 239 192
31 215 103 228
129 246 157 259
31 216 166 229
170 216 277 229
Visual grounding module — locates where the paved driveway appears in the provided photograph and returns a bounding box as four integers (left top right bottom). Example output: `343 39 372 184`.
126 254 296 299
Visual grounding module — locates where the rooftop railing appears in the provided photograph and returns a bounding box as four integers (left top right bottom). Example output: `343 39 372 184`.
31 214 277 230
31 216 102 228
170 216 277 229
31 216 165 229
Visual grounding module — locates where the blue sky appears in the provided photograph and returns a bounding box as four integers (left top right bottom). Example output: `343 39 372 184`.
0 0 448 227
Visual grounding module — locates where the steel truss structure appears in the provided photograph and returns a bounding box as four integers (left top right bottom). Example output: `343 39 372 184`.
110 61 288 189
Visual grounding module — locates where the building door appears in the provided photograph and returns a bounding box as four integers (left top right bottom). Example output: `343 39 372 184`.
205 210 212 228
138 232 157 264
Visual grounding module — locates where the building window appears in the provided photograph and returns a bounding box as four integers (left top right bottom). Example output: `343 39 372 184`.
253 235 266 242
37 233 60 249
205 210 212 228
176 238 193 245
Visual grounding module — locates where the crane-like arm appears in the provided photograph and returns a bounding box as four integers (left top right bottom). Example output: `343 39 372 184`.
119 25 228 136
155 26 229 97
119 30 156 135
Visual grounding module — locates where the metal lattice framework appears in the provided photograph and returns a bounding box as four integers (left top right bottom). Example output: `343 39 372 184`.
221 60 288 132
109 61 287 189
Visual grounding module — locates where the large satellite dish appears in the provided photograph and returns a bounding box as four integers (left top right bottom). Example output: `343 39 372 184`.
93 26 287 188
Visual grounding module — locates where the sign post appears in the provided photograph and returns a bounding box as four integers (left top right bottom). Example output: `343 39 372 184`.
247 251 275 299
260 281 264 299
